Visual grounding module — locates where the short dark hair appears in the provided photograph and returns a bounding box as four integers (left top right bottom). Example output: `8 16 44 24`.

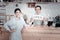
35 5 41 10
14 8 21 14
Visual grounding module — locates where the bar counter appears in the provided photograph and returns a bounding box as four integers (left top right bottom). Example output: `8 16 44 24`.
0 26 60 40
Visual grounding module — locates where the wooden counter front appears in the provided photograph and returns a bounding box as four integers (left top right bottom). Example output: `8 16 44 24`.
0 26 60 40
22 26 60 40
0 25 10 40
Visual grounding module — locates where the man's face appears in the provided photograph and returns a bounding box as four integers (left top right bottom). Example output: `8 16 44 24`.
35 7 41 14
15 10 21 18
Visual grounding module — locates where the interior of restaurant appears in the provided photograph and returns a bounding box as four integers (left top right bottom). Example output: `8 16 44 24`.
0 0 60 40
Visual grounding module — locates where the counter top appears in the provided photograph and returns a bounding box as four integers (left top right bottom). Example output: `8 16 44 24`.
22 26 60 34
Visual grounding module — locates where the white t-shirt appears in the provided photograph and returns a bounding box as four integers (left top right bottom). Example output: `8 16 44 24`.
33 14 44 20
30 13 45 25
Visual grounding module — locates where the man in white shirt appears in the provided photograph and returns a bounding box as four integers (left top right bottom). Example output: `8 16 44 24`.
29 5 47 26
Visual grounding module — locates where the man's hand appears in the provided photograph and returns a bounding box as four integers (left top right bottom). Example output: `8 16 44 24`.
8 30 16 33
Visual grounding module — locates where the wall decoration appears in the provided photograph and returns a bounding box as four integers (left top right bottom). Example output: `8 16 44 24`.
28 2 36 8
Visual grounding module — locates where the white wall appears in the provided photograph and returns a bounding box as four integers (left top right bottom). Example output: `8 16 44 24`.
5 3 60 19
36 3 60 17
6 3 35 19
0 3 60 19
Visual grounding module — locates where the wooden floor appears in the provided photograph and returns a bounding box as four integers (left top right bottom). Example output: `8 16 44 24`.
0 26 60 40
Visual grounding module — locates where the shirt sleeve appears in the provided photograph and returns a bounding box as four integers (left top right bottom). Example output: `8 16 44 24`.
28 15 34 25
21 17 27 27
4 19 13 31
4 21 10 31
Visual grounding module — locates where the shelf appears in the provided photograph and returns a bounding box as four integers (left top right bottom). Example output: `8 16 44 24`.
0 0 59 3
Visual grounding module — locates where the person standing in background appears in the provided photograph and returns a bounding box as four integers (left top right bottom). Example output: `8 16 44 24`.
29 5 47 26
